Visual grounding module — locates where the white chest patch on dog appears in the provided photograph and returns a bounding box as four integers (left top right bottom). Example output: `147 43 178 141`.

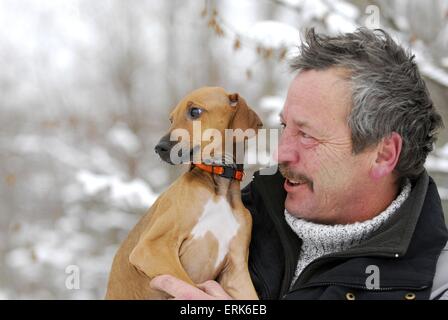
191 196 240 268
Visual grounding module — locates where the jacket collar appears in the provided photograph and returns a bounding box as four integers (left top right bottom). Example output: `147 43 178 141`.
334 170 429 259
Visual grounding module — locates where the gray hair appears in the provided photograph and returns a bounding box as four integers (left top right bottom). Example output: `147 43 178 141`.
290 28 443 180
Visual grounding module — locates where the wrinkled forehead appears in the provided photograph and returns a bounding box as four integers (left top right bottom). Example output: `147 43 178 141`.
286 69 352 118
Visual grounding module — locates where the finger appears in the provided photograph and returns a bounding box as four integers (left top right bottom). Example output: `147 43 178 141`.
150 275 208 299
197 280 232 300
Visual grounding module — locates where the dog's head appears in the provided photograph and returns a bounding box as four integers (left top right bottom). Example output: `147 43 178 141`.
155 87 263 164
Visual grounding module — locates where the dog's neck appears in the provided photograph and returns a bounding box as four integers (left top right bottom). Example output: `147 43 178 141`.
188 167 243 208
188 152 243 200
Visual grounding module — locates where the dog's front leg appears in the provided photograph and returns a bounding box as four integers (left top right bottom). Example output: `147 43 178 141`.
129 235 195 288
218 253 259 299
218 209 259 300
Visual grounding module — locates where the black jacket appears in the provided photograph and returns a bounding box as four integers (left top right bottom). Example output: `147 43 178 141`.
242 169 448 300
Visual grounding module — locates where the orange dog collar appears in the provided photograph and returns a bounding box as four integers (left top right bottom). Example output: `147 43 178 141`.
191 163 245 181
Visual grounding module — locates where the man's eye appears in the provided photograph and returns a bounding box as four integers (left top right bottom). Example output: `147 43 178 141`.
299 131 316 145
300 131 312 139
189 107 203 119
280 122 286 129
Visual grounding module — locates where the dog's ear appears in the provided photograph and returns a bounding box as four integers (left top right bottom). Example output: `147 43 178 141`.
228 93 263 138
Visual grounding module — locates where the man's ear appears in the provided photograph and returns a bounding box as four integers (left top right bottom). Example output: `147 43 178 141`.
370 132 402 180
228 93 263 135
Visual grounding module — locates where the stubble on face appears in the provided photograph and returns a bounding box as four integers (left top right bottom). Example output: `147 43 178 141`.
279 163 314 192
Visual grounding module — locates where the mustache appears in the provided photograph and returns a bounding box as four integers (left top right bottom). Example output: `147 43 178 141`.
278 164 314 190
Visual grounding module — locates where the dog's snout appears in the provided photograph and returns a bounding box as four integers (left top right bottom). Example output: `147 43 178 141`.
155 141 171 155
155 134 178 165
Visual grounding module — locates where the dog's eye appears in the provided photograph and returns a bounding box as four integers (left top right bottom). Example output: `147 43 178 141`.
188 107 203 119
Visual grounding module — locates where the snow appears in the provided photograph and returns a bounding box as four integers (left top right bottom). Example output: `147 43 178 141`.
14 135 88 168
89 147 123 175
418 62 448 87
256 0 329 21
281 0 303 6
259 95 285 127
56 214 82 233
438 187 448 200
0 290 9 300
259 95 285 112
13 135 42 153
246 20 299 49
285 45 301 61
0 0 94 73
5 216 130 298
300 0 329 21
86 210 139 232
331 0 360 20
425 154 448 173
442 57 448 68
412 39 448 87
436 143 448 158
13 135 123 174
325 13 358 34
76 170 157 209
34 242 74 267
107 122 141 155
5 248 35 269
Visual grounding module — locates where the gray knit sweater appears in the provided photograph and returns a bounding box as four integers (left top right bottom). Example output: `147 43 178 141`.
285 181 411 286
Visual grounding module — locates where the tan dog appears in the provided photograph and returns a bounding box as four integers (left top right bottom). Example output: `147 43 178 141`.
106 87 262 299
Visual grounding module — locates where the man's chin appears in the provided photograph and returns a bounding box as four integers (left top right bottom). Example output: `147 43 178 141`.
285 197 300 216
285 207 313 222
285 196 311 218
285 200 331 224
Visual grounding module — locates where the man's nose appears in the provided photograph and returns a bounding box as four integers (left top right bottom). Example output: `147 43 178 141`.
277 132 300 164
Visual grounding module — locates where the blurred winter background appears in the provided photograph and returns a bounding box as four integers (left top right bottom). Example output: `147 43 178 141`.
0 0 447 299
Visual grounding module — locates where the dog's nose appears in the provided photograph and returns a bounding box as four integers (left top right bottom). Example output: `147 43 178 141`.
155 141 171 155
155 134 177 164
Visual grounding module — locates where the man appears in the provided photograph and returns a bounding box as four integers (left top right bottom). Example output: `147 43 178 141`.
150 28 448 300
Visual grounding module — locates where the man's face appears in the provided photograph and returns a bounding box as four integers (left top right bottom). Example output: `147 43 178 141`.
278 68 376 224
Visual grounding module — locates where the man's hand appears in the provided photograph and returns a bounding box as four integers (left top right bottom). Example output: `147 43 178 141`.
150 275 233 300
